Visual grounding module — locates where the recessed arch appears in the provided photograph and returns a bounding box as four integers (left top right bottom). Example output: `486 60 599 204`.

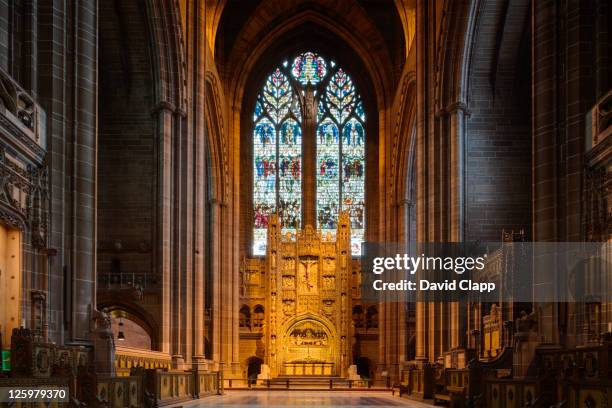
241 45 376 257
205 74 229 203
98 301 160 350
225 8 392 112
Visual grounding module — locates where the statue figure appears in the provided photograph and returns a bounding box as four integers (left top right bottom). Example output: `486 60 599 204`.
90 307 115 376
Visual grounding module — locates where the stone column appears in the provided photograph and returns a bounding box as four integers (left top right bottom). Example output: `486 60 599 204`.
71 0 97 344
398 199 413 363
532 0 560 346
154 103 174 355
171 110 185 368
209 198 222 366
414 0 429 365
37 0 65 345
178 107 194 368
193 0 206 367
595 0 610 99
219 200 231 372
448 103 466 242
193 111 206 365
22 0 37 95
448 103 467 351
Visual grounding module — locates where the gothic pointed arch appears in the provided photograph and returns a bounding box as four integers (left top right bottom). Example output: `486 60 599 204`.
247 51 367 255
224 3 393 112
205 71 230 204
146 0 187 111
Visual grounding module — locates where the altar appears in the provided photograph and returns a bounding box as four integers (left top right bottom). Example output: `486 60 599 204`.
284 362 334 376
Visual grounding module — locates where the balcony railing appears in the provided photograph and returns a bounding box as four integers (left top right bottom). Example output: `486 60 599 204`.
114 346 173 376
98 272 159 290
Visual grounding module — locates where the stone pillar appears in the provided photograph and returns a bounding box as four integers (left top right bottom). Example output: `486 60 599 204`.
377 299 386 375
37 0 64 345
209 199 222 365
415 301 426 362
193 0 207 366
218 199 240 375
595 0 610 99
532 0 572 347
177 107 194 368
171 110 186 368
448 103 466 242
71 0 98 344
154 104 174 355
448 103 467 351
414 0 429 365
532 0 558 346
398 199 413 362
22 0 37 94
91 309 115 376
193 112 206 364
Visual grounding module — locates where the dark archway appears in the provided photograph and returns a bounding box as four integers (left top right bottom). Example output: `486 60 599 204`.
98 301 160 350
240 305 251 329
247 356 263 384
354 356 372 379
353 305 364 328
406 335 416 361
366 306 379 329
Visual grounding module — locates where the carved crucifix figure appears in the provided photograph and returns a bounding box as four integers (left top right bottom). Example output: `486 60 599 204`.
299 259 318 294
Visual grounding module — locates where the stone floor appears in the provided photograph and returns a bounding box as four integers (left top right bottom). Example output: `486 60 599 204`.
174 391 436 407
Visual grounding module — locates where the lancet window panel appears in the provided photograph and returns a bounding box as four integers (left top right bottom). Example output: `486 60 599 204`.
316 67 366 256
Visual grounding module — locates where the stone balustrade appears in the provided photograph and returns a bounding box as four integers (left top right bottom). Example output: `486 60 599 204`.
114 346 173 376
97 375 143 408
95 368 221 407
141 369 221 406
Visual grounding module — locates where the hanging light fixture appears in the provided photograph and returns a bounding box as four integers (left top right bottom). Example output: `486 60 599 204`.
117 318 125 341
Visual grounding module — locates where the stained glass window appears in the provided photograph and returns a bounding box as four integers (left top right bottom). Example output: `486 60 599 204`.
278 118 302 235
317 118 340 237
317 68 365 256
253 69 303 255
341 118 365 255
253 52 365 256
291 51 327 85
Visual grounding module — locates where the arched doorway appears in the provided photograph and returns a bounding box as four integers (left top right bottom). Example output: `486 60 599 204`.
354 357 372 380
281 318 336 376
111 315 152 350
247 357 263 384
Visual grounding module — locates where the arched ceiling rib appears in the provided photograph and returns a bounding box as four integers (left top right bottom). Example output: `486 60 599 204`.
217 0 400 111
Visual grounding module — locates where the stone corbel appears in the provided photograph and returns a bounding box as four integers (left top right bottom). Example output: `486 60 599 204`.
151 100 177 116
446 101 471 117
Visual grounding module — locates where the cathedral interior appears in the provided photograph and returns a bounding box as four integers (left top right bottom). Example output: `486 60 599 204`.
0 0 611 407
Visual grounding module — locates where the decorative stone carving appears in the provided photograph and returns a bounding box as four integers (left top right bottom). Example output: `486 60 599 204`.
257 364 270 380
515 311 538 335
9 327 54 378
240 211 354 377
91 308 116 376
30 290 47 338
0 144 48 247
53 347 75 377
27 164 48 248
10 327 34 377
